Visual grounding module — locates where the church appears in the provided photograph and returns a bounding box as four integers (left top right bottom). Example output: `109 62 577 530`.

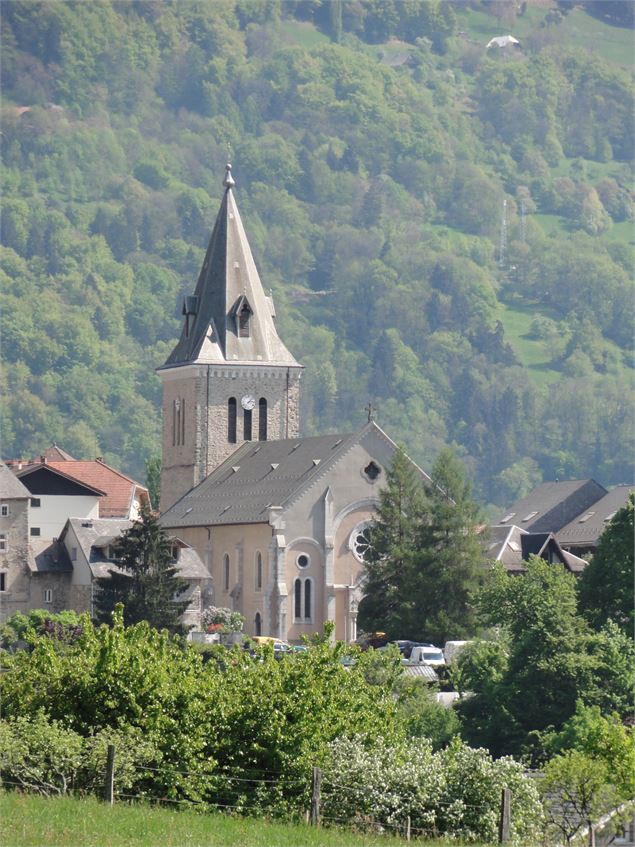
159 166 430 644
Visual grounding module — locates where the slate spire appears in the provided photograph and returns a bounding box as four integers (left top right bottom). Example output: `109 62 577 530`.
161 165 300 369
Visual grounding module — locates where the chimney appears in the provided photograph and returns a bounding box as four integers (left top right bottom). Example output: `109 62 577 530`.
40 456 47 464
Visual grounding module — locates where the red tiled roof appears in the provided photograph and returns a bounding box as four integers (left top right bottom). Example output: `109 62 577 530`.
44 459 149 518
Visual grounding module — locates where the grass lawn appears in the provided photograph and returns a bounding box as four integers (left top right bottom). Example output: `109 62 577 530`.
279 20 330 50
561 7 634 68
0 792 490 847
495 300 561 387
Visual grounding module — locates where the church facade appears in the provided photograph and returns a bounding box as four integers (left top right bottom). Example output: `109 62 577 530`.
159 166 430 643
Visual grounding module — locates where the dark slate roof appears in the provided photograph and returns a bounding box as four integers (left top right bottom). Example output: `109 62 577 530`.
496 479 608 534
161 430 360 529
160 169 300 370
15 464 107 497
29 539 72 573
556 484 634 549
0 460 31 499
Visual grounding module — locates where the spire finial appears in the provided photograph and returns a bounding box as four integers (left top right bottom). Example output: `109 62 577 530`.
223 163 235 189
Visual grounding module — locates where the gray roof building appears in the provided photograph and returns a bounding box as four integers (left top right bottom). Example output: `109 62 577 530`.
556 484 633 553
487 524 587 574
496 479 608 534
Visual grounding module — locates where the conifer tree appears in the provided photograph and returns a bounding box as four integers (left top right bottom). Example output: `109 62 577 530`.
94 505 189 634
358 447 483 645
358 446 426 638
413 448 483 644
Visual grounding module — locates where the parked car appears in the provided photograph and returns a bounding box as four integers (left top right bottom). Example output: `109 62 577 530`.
390 640 434 659
405 645 446 667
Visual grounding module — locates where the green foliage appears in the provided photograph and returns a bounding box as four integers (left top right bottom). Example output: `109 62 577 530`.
0 0 632 508
540 750 623 846
359 447 483 645
0 609 84 649
546 702 635 800
457 558 635 758
0 712 158 796
577 491 634 634
94 505 189 634
394 675 461 750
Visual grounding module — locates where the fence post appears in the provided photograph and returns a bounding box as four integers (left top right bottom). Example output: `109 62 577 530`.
406 815 411 842
104 744 115 806
310 766 322 826
498 787 511 844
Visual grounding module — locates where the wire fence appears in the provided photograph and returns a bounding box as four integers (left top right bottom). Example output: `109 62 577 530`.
2 750 630 845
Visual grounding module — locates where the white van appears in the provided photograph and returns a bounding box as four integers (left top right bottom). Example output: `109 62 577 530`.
443 640 472 664
406 645 446 666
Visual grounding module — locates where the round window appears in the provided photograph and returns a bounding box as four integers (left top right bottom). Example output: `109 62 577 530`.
349 523 374 563
296 553 310 569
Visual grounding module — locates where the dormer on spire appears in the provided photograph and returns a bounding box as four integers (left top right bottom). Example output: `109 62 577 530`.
223 163 235 190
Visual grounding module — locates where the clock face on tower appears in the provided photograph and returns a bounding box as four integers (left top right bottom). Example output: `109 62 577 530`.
241 394 256 411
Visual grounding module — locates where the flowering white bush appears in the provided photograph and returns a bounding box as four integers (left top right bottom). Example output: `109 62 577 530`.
320 736 544 844
200 606 244 633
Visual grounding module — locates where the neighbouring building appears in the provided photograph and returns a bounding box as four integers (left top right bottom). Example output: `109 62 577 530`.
0 454 209 627
496 480 633 555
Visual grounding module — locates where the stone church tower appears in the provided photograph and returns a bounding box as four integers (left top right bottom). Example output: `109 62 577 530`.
158 166 303 512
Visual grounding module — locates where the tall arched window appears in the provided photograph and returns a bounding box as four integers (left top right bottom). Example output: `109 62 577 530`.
223 553 230 592
293 577 313 622
258 398 267 441
304 579 312 621
228 398 237 443
294 578 302 621
254 612 262 636
243 408 252 441
255 552 263 591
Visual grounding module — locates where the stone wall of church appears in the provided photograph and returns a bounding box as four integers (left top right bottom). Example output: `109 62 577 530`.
160 365 302 513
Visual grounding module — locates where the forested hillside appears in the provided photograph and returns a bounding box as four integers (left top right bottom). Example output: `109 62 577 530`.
1 0 633 509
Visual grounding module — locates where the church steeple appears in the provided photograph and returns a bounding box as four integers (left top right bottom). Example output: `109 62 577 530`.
158 166 303 513
161 164 300 370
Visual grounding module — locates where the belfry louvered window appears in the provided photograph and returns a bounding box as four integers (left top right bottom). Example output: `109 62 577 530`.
244 408 252 441
258 398 267 441
228 398 237 443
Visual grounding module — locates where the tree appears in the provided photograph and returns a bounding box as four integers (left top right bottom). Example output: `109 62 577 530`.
94 505 189 634
358 448 483 645
358 446 426 639
577 492 634 635
458 557 635 757
413 449 483 644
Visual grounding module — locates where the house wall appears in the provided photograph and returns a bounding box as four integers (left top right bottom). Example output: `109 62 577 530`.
29 496 100 540
0 496 31 622
27 573 72 615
